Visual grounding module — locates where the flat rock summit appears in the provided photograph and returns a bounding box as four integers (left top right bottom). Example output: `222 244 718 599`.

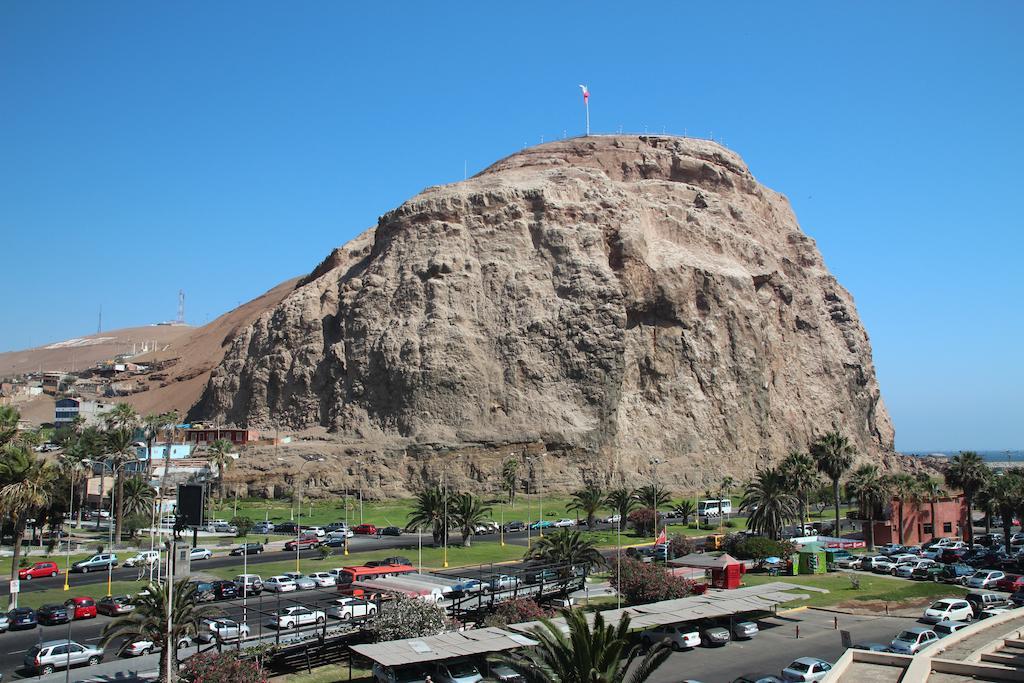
194 135 895 495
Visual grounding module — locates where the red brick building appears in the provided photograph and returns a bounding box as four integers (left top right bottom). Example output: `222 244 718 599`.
185 427 261 446
867 495 967 546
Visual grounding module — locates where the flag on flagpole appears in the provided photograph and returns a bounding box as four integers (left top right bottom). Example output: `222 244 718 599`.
655 528 667 545
578 84 589 102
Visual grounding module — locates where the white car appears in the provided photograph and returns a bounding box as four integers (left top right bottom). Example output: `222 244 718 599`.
190 547 212 561
198 618 251 642
890 553 920 566
303 526 327 538
553 519 576 527
781 657 833 681
640 624 701 651
922 599 974 624
933 620 970 637
269 606 326 629
326 529 354 540
326 597 378 621
893 559 935 578
488 574 521 590
890 627 938 654
263 576 298 593
307 572 337 588
604 514 621 524
122 636 191 657
867 557 897 573
966 570 1005 589
123 551 160 568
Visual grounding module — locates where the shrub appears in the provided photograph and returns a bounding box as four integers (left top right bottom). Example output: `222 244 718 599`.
231 516 253 538
726 536 795 562
628 508 657 536
123 513 149 540
668 534 697 558
610 556 698 605
318 545 334 560
483 598 550 627
180 651 267 683
724 519 737 528
369 595 448 642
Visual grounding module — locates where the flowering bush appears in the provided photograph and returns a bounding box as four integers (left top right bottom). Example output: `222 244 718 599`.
668 534 697 558
369 594 448 642
483 598 551 627
628 508 656 536
609 556 698 605
180 652 267 683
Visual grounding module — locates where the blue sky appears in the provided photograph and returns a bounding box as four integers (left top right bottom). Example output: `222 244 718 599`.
1 2 1021 452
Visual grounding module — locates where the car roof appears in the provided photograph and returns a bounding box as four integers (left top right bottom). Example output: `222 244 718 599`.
792 657 827 665
40 639 73 647
904 627 934 634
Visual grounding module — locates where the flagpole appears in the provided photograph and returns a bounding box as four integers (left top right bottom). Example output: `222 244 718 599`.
585 99 590 136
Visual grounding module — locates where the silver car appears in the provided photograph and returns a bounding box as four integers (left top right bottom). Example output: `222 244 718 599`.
198 618 251 643
0 613 9 633
24 640 103 675
284 572 317 590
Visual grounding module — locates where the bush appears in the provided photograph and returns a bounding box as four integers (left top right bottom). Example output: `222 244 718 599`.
726 535 795 562
724 519 736 528
369 595 448 642
483 598 550 628
180 651 267 683
610 556 698 605
628 508 656 536
318 545 334 560
231 516 253 538
123 513 149 540
668 534 697 558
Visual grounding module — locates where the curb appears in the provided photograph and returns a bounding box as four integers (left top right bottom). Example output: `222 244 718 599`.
778 605 809 615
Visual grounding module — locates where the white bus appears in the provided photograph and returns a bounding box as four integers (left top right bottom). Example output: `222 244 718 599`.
697 499 733 517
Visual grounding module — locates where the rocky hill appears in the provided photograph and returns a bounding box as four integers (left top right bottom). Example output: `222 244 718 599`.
195 135 895 495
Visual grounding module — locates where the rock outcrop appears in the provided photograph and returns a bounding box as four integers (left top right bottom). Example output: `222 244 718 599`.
195 135 894 494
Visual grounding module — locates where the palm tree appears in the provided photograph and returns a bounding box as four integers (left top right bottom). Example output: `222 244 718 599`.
57 446 90 528
672 499 696 525
524 529 605 576
101 579 219 681
987 473 1024 553
916 473 946 542
740 468 798 540
0 448 56 591
106 428 137 542
501 458 519 506
141 412 166 481
845 465 890 551
604 488 638 529
635 484 670 512
105 402 138 432
719 475 735 505
567 484 605 530
450 492 492 547
780 451 819 528
0 406 18 447
206 439 234 503
811 431 856 536
945 451 989 545
406 485 450 546
887 473 920 546
511 608 669 683
121 477 156 518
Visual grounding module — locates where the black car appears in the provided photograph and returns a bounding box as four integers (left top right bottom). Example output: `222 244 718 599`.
188 581 215 603
503 521 526 533
325 537 347 548
229 543 264 556
275 522 299 535
212 580 238 600
940 563 976 584
7 607 37 630
36 604 70 626
381 526 403 537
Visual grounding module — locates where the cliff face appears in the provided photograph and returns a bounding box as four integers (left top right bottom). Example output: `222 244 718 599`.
195 135 894 490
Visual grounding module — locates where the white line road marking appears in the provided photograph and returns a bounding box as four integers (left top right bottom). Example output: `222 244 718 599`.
8 648 28 654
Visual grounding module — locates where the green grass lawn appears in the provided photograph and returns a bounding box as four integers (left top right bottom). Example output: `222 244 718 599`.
743 572 968 609
9 579 149 610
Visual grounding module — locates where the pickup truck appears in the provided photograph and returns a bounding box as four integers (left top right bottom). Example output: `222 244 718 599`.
284 535 321 551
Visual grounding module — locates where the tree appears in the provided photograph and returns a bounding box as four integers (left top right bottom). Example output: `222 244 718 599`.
510 606 671 683
406 485 450 546
57 446 90 527
180 651 268 683
627 508 656 536
0 447 55 592
0 406 18 447
207 439 235 504
524 528 605 576
887 473 920 546
726 536 796 563
635 484 670 512
987 473 1024 553
501 458 520 506
812 431 856 536
567 484 605 530
450 492 492 547
917 473 946 542
105 402 138 432
719 475 735 505
780 451 819 528
604 487 638 528
106 428 137 542
101 579 219 681
368 594 447 642
122 513 150 539
945 451 989 545
672 499 696 525
845 464 890 551
483 598 550 628
667 534 696 558
740 468 798 540
141 412 168 481
121 476 156 519
231 516 254 537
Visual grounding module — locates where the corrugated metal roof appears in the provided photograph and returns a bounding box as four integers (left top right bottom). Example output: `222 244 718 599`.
350 627 539 667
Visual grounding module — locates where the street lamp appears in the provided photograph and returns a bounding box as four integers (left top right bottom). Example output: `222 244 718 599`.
650 457 663 546
281 456 325 573
83 458 127 596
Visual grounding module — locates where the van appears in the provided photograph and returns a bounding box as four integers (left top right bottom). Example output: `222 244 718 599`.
303 526 327 538
706 534 725 551
697 499 733 517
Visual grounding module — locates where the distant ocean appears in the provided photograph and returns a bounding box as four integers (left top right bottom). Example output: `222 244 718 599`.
902 450 1024 463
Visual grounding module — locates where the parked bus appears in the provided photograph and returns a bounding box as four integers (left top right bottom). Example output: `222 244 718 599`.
334 564 416 588
697 499 733 517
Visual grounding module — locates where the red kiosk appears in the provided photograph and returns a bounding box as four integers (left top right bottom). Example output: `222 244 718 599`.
670 553 746 589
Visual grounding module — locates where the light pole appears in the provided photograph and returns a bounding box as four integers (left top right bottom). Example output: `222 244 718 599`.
650 457 662 546
84 458 125 596
443 468 449 568
283 456 324 574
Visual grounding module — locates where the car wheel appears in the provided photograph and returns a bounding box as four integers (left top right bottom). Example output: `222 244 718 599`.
81 566 89 573
671 641 681 652
23 574 31 581
316 616 325 624
41 665 55 675
50 571 57 577
964 614 973 622
284 621 294 629
368 608 377 616
88 655 101 665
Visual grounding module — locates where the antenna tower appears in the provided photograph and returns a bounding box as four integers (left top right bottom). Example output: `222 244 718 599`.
97 306 102 334
177 290 185 324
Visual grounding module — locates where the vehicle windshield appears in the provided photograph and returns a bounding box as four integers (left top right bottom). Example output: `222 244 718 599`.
931 601 953 610
449 662 479 677
896 631 918 641
789 662 811 672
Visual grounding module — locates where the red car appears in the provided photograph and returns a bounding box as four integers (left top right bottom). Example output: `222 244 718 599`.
284 535 320 551
63 596 97 619
353 524 377 535
18 561 60 580
997 575 1024 592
